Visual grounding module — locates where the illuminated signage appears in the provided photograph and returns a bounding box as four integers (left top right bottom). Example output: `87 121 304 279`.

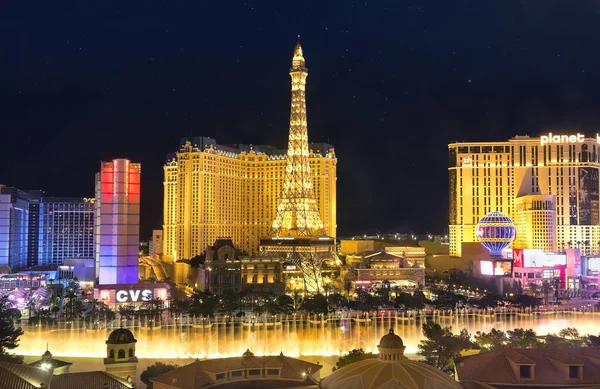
513 249 566 268
156 288 167 300
99 290 110 301
494 261 513 277
481 260 512 277
539 133 600 145
481 261 494 275
462 156 472 167
513 249 523 268
115 289 153 303
540 133 585 145
589 258 600 271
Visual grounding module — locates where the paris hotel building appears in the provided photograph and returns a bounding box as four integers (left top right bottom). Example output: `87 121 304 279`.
162 136 337 261
449 133 600 257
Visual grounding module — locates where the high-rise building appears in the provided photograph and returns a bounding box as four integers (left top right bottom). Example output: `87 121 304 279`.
259 41 337 293
38 197 95 266
26 190 43 267
96 159 141 285
0 185 31 270
149 229 163 257
449 133 600 257
162 46 337 261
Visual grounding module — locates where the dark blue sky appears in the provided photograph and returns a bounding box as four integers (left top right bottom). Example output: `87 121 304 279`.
2 1 600 238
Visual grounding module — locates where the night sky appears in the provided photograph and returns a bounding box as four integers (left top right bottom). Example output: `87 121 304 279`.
2 1 600 239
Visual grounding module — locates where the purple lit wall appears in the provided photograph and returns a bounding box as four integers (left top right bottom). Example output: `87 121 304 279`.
96 159 141 285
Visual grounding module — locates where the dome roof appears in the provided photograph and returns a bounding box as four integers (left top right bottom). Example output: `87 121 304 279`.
321 357 463 389
106 328 137 345
379 329 404 349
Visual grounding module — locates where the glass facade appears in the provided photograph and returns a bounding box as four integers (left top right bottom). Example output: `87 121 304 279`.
38 197 95 266
0 185 94 270
0 186 31 270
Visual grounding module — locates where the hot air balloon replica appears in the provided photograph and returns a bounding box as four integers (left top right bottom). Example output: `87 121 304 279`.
475 211 516 257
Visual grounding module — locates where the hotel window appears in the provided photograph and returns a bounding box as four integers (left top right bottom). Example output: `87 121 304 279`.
231 370 244 378
569 366 580 379
520 365 532 379
216 373 226 380
248 369 261 376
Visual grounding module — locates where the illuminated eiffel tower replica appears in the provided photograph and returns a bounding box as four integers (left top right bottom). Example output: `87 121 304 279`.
259 40 337 294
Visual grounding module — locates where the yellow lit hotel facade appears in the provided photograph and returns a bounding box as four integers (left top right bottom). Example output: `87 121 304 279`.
449 133 600 257
163 137 336 261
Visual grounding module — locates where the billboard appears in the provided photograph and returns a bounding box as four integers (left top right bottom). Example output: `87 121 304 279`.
494 260 513 276
512 249 566 268
480 260 513 277
513 249 524 268
481 261 494 276
589 258 600 272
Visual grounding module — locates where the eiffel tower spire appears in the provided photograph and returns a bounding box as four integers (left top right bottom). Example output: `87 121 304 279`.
261 40 337 294
271 41 327 237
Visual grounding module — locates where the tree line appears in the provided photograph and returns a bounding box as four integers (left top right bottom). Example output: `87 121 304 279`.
334 323 600 375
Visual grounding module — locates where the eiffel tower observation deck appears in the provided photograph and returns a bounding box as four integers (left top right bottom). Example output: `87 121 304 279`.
259 40 337 294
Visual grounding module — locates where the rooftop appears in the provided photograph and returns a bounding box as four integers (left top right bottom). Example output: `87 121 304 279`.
151 351 322 389
0 361 133 389
106 328 137 345
168 136 334 161
456 347 600 386
50 371 133 389
0 362 53 389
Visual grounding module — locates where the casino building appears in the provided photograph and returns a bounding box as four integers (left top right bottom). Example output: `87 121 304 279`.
162 44 337 261
449 133 600 257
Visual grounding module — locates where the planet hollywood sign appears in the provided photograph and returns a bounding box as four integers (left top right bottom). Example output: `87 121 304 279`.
540 133 600 145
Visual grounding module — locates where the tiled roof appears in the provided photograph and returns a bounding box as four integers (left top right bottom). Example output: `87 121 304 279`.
51 371 134 389
29 357 72 369
151 361 214 389
0 362 52 389
321 357 462 389
504 349 535 364
456 347 600 386
152 353 322 389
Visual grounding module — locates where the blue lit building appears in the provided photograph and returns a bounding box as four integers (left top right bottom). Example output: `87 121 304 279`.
0 185 31 270
38 197 95 267
0 185 95 271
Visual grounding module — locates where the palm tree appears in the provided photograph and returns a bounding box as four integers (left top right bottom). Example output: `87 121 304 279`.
528 283 539 297
541 281 551 305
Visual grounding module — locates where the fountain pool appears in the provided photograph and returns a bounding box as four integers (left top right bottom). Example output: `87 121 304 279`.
17 311 600 358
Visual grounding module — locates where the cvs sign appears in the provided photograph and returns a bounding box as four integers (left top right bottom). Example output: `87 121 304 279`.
115 289 153 303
